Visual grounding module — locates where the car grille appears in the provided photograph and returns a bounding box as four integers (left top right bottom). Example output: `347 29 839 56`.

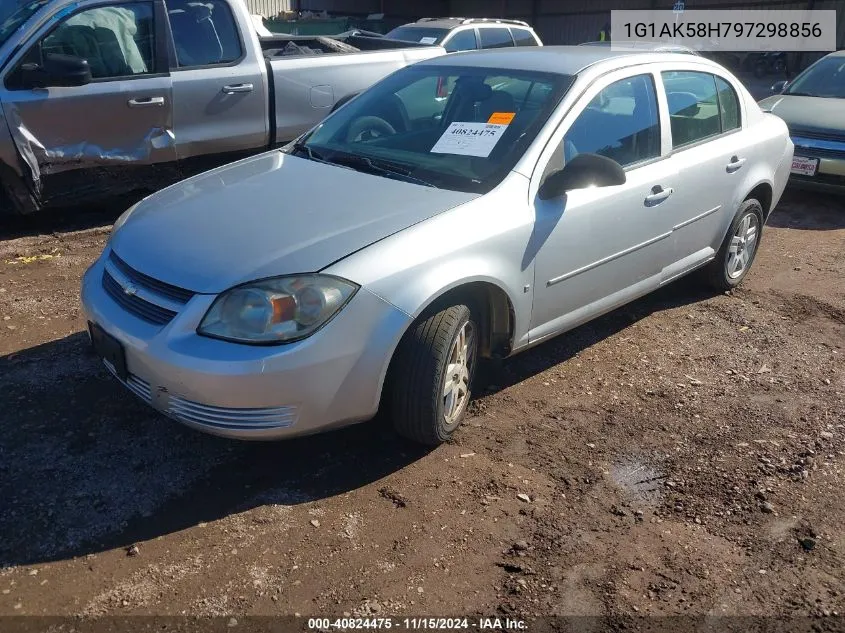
102 270 178 325
109 252 195 303
166 397 298 431
103 360 298 431
790 128 845 143
101 250 195 326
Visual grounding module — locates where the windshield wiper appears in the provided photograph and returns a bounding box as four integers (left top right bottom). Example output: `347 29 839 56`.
325 153 437 188
290 142 329 163
784 91 816 97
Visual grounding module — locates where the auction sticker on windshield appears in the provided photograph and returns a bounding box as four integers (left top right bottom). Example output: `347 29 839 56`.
431 121 509 157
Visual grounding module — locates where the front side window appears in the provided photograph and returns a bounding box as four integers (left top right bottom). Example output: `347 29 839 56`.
444 29 477 52
511 28 538 47
561 74 661 168
32 2 155 80
479 28 514 49
296 66 572 194
166 0 241 67
662 71 722 147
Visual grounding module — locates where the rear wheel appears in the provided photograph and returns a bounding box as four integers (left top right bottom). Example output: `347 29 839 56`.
703 198 763 291
390 304 478 446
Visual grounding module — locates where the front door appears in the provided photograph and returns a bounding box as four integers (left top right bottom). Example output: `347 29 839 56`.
529 72 677 343
0 0 176 207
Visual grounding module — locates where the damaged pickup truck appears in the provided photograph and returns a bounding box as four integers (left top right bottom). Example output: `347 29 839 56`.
0 0 445 215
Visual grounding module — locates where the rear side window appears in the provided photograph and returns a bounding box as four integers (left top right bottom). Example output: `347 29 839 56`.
661 71 723 148
715 76 740 131
167 0 242 67
479 27 514 49
510 28 538 47
444 29 477 52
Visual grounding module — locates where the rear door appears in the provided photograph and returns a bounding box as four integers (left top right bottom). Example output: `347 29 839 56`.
478 27 515 49
165 0 268 164
659 69 746 274
0 0 176 206
442 28 478 53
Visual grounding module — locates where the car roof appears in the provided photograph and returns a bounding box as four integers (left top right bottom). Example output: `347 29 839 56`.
400 18 534 31
579 40 699 54
414 45 714 75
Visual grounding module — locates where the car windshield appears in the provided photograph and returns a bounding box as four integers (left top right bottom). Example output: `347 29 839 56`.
384 26 449 44
0 0 51 49
785 56 845 98
293 65 572 194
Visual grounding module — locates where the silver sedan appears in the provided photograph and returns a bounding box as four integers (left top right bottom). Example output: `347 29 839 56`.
81 46 793 445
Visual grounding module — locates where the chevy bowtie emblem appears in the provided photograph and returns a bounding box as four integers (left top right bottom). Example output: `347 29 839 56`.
123 284 138 297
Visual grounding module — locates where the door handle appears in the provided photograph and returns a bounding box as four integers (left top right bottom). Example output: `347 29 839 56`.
127 96 165 108
726 156 746 173
222 83 254 94
644 185 674 206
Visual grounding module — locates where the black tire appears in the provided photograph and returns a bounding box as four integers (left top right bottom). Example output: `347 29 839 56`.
390 304 478 446
0 186 13 216
703 198 764 291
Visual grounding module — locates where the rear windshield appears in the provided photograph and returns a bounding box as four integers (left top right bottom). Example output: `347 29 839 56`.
384 26 448 45
296 65 573 194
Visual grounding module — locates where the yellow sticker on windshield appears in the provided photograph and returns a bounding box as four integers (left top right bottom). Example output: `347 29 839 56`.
487 112 516 125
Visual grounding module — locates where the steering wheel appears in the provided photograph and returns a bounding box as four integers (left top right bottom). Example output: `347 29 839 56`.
346 116 396 143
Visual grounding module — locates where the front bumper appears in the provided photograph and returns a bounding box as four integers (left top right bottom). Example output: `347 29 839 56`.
789 136 845 193
80 251 412 440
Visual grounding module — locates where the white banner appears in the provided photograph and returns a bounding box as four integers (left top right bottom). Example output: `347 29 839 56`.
610 10 837 52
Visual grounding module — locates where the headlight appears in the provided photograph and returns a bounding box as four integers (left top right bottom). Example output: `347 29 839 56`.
197 275 358 344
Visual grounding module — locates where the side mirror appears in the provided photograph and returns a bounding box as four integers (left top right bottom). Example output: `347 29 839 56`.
771 80 788 93
20 54 92 88
538 153 626 200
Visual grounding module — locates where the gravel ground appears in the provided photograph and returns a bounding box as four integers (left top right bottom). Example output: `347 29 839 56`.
0 188 843 628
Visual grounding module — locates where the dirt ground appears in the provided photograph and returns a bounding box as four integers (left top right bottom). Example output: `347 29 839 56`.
0 188 843 630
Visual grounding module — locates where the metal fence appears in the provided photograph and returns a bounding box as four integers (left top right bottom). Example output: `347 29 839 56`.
244 0 293 17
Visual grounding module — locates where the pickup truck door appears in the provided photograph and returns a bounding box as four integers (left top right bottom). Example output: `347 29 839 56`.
0 0 177 207
164 0 269 164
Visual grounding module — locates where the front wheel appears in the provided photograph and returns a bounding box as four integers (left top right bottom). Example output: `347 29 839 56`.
390 304 478 446
703 198 764 291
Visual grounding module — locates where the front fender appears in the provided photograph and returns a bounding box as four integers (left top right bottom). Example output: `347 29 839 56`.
325 174 536 353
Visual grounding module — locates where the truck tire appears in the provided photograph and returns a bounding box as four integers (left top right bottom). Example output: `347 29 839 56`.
0 186 12 216
0 166 39 216
390 303 478 446
330 92 359 114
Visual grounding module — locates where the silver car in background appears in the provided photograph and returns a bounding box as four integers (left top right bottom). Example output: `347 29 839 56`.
81 47 793 446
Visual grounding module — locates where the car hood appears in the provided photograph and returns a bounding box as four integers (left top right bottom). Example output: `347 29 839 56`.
758 95 845 134
110 151 478 293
